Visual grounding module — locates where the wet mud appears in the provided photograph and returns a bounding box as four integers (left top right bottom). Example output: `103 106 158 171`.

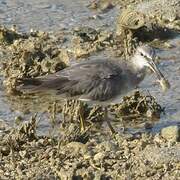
0 117 180 179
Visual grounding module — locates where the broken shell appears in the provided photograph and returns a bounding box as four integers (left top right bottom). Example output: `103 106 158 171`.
159 78 170 92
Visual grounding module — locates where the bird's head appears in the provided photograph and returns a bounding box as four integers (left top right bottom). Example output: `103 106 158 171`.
133 45 162 80
132 45 170 91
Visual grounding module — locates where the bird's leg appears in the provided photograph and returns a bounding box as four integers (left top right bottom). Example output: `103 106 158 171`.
49 101 57 128
62 99 70 125
104 107 116 134
79 101 86 132
52 101 57 121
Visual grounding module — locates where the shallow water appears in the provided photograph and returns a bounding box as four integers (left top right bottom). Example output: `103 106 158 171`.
0 0 117 32
0 0 179 134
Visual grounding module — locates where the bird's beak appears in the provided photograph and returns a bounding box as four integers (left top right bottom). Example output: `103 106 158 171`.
147 57 170 91
147 58 164 80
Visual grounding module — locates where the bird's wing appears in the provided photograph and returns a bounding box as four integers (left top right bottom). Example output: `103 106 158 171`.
19 60 124 101
56 59 121 80
55 60 124 101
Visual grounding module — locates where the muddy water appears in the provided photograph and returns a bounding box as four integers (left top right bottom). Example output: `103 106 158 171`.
0 0 179 134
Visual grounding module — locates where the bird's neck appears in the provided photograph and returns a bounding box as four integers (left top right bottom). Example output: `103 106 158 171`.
127 58 147 84
130 55 146 73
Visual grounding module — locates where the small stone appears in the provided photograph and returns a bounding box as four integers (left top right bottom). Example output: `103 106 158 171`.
161 125 180 142
94 152 105 162
1 146 10 156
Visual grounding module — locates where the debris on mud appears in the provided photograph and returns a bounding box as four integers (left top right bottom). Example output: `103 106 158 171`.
71 26 116 58
115 0 179 58
59 123 90 145
62 100 104 124
116 0 180 32
61 91 164 130
135 0 180 31
0 29 69 94
0 117 179 179
0 25 27 45
109 91 164 124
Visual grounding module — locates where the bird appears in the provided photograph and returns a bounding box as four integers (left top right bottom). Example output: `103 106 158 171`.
17 45 170 133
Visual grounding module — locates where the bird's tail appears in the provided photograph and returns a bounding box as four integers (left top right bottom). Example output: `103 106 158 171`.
16 74 69 95
17 77 46 94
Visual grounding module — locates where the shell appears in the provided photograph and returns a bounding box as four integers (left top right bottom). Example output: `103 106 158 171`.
117 9 145 30
159 78 170 92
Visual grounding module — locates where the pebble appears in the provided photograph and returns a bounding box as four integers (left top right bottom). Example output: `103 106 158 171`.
161 125 180 142
1 146 10 156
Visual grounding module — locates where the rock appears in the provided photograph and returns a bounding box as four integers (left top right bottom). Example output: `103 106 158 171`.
161 125 180 142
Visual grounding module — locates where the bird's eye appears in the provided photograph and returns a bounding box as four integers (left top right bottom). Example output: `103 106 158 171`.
140 53 144 56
